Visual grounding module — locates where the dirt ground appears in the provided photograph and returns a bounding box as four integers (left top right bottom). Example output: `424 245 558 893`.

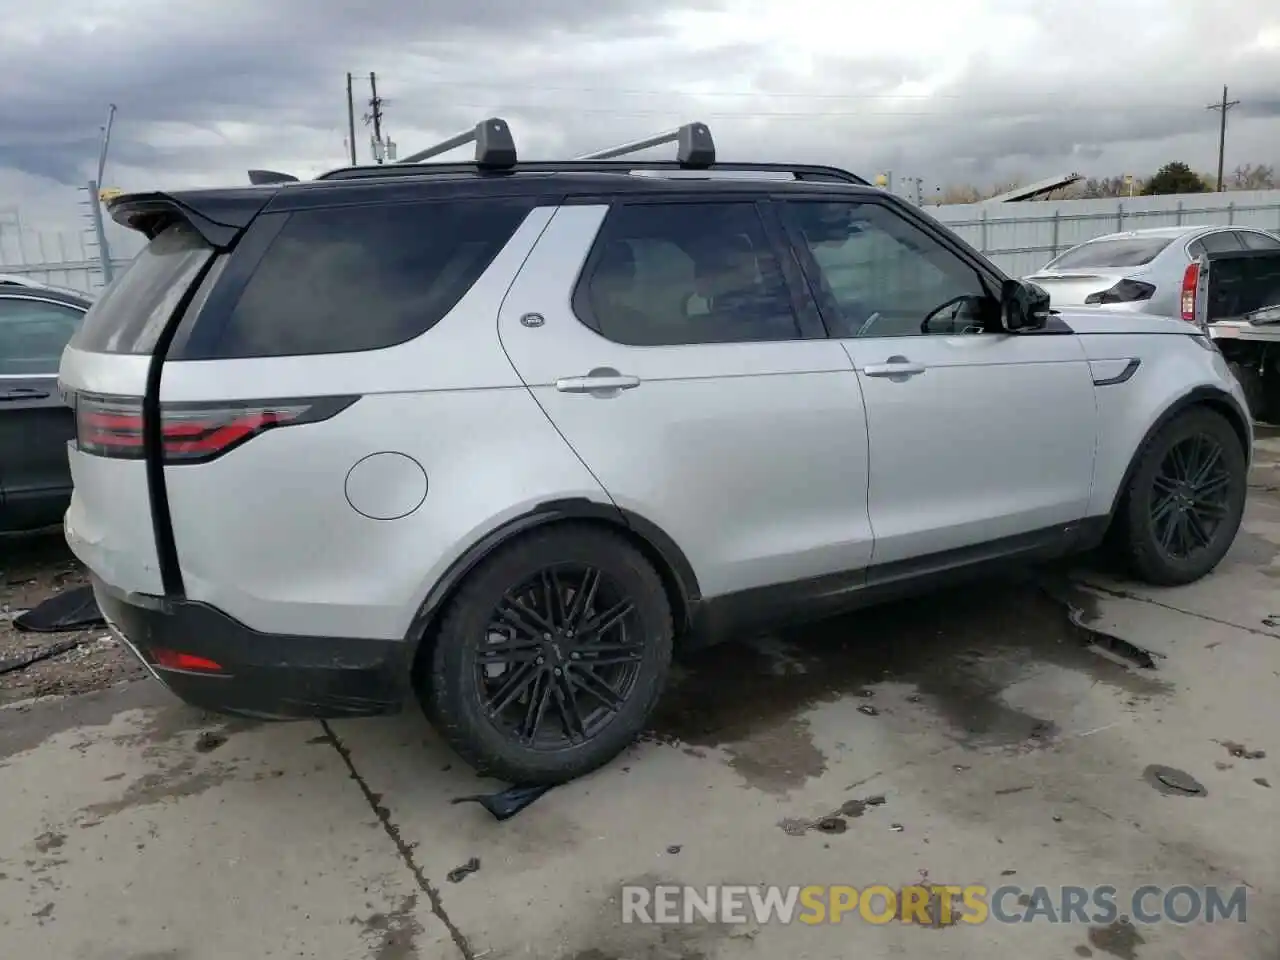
0 534 146 707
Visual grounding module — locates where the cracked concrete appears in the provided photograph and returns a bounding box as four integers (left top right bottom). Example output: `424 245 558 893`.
2 435 1278 959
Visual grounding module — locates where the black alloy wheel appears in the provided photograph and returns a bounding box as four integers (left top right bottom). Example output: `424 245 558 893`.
1148 434 1233 561
1120 407 1247 585
425 524 673 784
477 564 644 749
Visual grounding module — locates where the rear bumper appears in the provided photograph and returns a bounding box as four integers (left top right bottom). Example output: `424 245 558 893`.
92 577 409 720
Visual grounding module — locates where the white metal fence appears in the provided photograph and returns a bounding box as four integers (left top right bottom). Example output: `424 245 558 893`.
0 226 141 293
929 189 1280 277
4 187 1280 295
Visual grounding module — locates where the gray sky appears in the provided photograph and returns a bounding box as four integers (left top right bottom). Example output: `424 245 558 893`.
2 0 1279 230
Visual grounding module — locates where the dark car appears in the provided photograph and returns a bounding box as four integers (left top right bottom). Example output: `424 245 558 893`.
0 285 92 532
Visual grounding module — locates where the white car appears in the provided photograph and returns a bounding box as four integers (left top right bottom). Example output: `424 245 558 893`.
58 120 1254 784
1025 225 1280 317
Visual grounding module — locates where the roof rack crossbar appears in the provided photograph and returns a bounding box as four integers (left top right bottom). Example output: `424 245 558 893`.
397 117 517 169
316 159 869 185
574 121 715 169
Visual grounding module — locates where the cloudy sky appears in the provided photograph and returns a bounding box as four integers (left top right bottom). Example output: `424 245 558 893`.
1 0 1278 233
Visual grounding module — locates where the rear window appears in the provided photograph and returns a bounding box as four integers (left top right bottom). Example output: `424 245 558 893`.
172 199 530 360
68 221 213 354
1048 237 1175 270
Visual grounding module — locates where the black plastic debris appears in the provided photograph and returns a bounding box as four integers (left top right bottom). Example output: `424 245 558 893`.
13 584 105 633
451 783 552 821
446 857 480 883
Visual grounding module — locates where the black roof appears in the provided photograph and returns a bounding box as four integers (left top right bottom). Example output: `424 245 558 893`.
107 166 882 246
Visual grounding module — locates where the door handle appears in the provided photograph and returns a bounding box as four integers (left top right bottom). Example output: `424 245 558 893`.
862 357 926 378
0 388 50 402
555 368 641 395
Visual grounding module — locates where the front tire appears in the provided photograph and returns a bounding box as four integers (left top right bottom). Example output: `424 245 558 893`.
1117 407 1247 585
424 524 673 784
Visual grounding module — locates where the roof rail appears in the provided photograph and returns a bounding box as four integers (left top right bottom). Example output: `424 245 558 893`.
397 117 516 168
574 121 714 168
318 159 868 184
313 117 869 185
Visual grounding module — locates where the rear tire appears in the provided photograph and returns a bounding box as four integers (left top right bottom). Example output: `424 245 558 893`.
423 524 673 784
1117 407 1247 586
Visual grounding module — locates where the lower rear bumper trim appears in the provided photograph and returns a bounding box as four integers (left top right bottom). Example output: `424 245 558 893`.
92 577 409 720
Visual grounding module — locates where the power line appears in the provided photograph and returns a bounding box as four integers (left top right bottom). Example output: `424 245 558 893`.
1206 84 1241 192
372 100 1231 120
353 76 1258 112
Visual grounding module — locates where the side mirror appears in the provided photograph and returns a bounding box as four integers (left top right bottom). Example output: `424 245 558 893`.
1000 279 1051 332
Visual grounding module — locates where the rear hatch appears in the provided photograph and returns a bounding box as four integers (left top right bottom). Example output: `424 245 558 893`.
59 190 273 595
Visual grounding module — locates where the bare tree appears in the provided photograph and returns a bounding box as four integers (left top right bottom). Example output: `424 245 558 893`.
1231 163 1275 191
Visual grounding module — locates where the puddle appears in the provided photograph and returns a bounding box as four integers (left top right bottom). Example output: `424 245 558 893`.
648 578 1169 791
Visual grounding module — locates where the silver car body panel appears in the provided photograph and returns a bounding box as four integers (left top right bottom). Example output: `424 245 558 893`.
59 198 1252 647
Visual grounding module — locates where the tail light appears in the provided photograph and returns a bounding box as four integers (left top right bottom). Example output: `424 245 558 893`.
1181 262 1198 322
1084 279 1156 305
74 394 357 463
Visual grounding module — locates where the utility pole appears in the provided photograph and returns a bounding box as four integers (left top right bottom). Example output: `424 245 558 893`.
345 73 358 165
368 72 385 163
1206 85 1241 192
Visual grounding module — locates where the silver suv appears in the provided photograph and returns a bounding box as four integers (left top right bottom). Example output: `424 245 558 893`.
60 120 1252 784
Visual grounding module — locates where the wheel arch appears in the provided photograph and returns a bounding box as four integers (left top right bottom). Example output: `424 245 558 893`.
1106 385 1252 520
404 498 701 673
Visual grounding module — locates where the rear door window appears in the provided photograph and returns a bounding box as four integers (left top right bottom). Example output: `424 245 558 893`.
173 199 531 360
1048 237 1175 269
573 201 804 346
68 221 213 355
0 296 86 375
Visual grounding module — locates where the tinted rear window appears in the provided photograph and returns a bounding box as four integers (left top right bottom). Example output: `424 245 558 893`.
69 221 213 354
1048 237 1175 269
173 199 529 360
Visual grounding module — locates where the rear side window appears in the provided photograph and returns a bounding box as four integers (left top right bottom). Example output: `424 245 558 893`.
1048 236 1175 269
69 221 213 355
176 199 529 359
1240 231 1280 251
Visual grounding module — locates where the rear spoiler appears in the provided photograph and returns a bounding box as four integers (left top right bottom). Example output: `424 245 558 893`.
1195 249 1280 328
105 188 277 247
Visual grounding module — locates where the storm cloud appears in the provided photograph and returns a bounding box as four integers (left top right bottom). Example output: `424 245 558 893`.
2 0 1278 228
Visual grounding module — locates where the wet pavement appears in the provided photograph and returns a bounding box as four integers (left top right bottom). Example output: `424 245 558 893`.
2 435 1279 959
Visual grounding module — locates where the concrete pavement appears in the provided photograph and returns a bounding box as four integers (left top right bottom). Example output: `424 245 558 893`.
3 443 1278 959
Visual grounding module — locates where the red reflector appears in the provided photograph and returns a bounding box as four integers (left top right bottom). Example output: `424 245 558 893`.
153 649 224 672
1181 262 1198 322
